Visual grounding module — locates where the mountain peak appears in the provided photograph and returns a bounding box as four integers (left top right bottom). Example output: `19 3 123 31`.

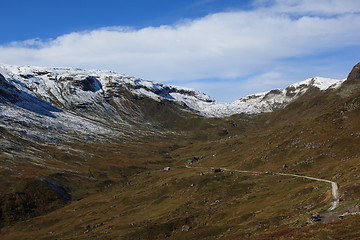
346 62 360 83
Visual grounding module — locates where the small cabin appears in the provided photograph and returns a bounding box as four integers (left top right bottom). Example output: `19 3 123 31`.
187 160 193 165
164 167 171 171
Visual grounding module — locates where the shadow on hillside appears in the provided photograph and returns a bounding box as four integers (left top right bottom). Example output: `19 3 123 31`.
0 74 63 118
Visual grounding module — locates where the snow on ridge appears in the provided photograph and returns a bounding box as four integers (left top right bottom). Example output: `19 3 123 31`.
289 77 345 91
189 77 344 117
0 64 345 118
0 63 214 105
131 78 215 103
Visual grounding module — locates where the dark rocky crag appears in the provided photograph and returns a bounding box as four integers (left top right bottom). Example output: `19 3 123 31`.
345 62 360 83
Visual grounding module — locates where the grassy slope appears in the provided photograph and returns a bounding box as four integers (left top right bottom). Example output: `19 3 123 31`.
0 168 332 239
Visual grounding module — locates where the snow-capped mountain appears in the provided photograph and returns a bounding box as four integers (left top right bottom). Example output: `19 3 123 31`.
194 77 344 117
0 64 218 144
0 63 345 141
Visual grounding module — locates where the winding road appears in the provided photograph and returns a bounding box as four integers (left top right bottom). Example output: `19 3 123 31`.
274 172 339 211
189 166 340 211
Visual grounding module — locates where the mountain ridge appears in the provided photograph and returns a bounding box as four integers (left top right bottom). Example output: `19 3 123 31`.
0 63 345 118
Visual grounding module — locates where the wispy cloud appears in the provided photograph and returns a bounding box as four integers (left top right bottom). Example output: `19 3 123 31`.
1 0 359 101
258 0 360 15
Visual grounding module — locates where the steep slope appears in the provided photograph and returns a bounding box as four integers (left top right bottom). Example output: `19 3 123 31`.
0 64 215 142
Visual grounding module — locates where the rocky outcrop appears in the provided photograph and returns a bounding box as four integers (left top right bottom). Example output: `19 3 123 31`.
346 62 360 83
73 76 103 92
339 62 360 97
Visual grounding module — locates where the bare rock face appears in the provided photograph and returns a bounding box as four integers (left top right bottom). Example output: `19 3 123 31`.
73 76 102 92
337 62 360 97
346 62 360 83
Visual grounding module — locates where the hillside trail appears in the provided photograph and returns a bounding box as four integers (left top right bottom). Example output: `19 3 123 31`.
187 165 340 213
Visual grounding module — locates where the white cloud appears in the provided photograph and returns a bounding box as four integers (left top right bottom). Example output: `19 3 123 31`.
1 0 360 101
267 0 360 15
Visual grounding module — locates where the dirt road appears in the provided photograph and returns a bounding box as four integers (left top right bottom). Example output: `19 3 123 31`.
274 172 339 211
190 166 340 212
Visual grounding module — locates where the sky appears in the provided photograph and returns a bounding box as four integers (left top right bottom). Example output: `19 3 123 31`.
1 0 360 102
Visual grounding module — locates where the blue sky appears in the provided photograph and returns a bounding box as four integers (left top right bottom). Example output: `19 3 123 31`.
1 0 360 102
0 0 253 44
